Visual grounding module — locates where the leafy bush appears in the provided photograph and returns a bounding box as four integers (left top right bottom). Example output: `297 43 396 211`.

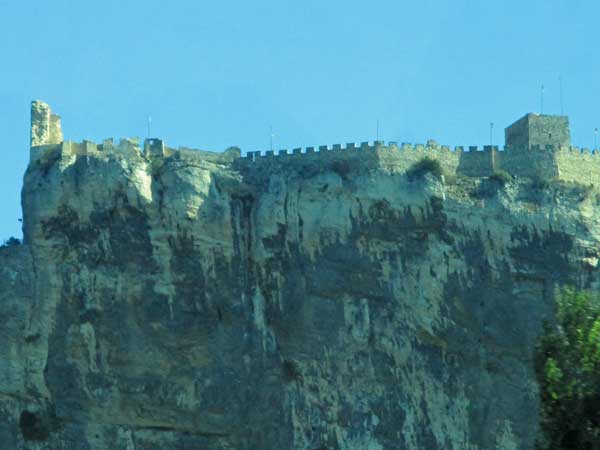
1 237 21 247
489 170 512 185
406 157 443 180
535 287 600 449
531 176 552 191
329 160 352 179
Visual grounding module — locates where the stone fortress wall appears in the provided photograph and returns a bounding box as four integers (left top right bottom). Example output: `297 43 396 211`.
554 146 600 185
29 101 240 165
28 100 600 183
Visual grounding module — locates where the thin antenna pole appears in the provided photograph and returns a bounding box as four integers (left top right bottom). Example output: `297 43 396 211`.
559 75 564 115
490 122 495 171
270 125 274 151
541 84 545 114
147 115 152 137
376 120 380 141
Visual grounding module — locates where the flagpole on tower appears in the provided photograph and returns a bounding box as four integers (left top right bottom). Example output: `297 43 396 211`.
490 122 495 171
559 75 564 115
541 85 545 114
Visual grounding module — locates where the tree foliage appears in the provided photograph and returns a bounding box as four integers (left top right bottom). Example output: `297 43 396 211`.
535 287 600 449
489 170 512 185
406 157 443 181
1 237 21 247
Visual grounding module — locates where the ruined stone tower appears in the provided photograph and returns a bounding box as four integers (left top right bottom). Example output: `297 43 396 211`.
505 113 570 148
30 100 63 147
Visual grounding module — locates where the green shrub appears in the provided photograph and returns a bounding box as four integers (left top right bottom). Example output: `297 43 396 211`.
406 157 443 180
535 287 600 449
489 170 512 185
531 176 552 190
1 237 21 247
329 160 352 179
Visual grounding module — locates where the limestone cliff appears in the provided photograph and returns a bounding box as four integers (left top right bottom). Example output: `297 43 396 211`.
2 132 600 449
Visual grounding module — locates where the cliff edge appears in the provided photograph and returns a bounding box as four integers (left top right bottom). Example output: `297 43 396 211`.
2 102 600 449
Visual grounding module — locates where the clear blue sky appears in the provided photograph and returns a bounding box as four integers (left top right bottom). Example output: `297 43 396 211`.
1 0 599 240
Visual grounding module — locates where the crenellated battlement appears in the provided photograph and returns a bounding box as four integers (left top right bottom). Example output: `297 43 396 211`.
241 141 516 161
243 141 385 161
28 100 600 183
29 137 145 163
240 142 600 161
30 135 241 166
238 141 600 184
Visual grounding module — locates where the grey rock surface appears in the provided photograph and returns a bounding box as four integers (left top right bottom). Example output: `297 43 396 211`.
2 147 600 449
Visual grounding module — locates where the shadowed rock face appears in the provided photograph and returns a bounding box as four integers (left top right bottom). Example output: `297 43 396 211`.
2 149 600 449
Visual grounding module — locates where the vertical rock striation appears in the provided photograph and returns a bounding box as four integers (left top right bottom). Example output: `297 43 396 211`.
2 140 600 449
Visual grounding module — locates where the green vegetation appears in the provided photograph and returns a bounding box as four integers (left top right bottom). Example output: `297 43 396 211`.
1 237 21 247
406 157 443 181
489 170 512 185
329 159 352 179
535 287 600 449
530 176 552 191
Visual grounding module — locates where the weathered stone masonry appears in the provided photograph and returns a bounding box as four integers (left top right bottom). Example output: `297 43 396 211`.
29 100 600 183
11 99 600 450
30 101 63 147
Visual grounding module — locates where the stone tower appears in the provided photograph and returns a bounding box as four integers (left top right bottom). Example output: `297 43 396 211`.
30 100 63 147
505 113 570 148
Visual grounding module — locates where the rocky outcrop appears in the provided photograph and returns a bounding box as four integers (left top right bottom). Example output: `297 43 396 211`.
2 145 600 449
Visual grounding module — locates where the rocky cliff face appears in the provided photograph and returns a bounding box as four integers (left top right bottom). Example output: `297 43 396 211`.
2 146 600 449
